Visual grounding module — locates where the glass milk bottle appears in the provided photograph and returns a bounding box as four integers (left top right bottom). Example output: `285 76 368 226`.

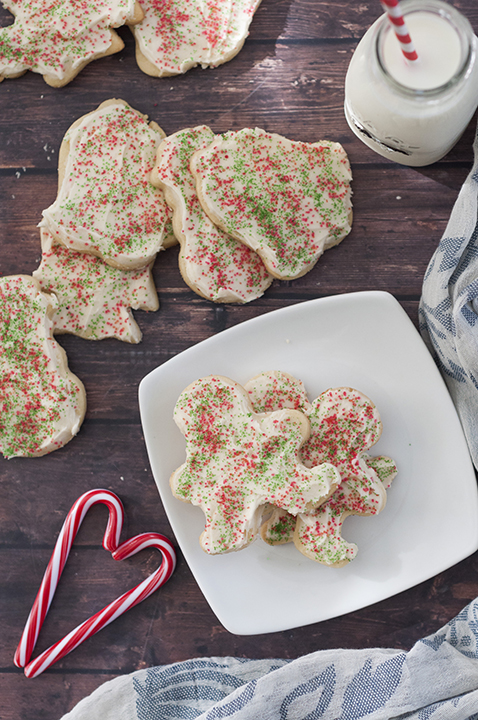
344 0 478 166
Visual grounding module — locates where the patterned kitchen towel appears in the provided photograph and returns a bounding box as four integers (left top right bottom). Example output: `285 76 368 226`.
419 120 478 469
61 598 478 720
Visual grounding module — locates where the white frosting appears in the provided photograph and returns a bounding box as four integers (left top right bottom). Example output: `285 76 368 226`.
132 0 262 76
0 0 137 80
190 128 353 279
33 229 159 343
0 275 86 458
41 100 171 270
152 125 272 303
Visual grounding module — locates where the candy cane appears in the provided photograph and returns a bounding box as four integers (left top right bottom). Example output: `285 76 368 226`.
14 489 176 678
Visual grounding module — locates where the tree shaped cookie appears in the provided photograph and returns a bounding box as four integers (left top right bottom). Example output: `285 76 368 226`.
0 0 144 87
33 228 159 343
170 375 341 554
0 275 86 458
131 0 262 78
41 99 172 269
151 125 273 303
190 127 353 279
245 371 397 566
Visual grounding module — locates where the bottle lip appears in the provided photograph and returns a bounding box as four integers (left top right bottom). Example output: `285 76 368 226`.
375 0 475 98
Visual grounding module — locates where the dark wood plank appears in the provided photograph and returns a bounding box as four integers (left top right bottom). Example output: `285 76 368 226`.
2 0 478 718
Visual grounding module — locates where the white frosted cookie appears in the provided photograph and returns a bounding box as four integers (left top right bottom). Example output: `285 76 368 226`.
151 125 272 303
0 275 86 458
41 99 172 269
170 375 341 554
245 371 397 566
295 387 393 567
363 454 398 490
33 228 159 343
245 370 310 545
131 0 262 78
190 127 353 279
246 370 310 414
0 0 143 87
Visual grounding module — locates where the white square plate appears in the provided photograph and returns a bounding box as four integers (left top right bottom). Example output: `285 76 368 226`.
139 291 478 635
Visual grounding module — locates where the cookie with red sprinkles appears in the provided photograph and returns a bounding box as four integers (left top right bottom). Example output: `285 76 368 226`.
41 98 173 270
190 127 353 279
170 374 341 554
0 0 144 87
151 125 273 303
33 228 159 343
0 275 86 459
245 371 398 566
131 0 262 78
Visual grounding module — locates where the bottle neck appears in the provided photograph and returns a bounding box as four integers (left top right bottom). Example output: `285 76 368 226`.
374 0 475 100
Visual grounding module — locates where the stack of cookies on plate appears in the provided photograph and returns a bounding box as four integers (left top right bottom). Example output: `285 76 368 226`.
170 371 397 567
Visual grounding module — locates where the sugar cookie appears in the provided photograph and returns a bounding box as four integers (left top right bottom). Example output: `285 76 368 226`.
0 0 143 87
170 375 341 554
190 127 353 279
131 0 262 78
0 275 86 458
245 371 397 566
151 125 273 303
33 228 159 343
41 99 172 270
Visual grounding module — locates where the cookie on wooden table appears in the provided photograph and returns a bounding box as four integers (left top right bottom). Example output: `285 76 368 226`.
0 0 144 87
0 275 86 458
190 127 353 280
131 0 262 77
33 228 159 343
41 99 172 270
151 125 272 303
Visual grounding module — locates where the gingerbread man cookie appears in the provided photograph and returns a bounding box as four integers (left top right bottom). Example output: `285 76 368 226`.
151 125 272 303
170 375 341 554
0 0 144 87
245 371 397 566
190 127 353 279
0 275 86 458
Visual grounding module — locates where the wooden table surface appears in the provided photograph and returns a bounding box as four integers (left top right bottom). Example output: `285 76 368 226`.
2 1 478 718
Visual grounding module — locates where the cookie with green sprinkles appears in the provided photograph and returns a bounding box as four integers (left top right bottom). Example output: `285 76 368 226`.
244 371 397 566
190 127 353 280
131 0 263 78
0 0 144 87
33 228 159 343
0 275 86 459
151 125 272 303
170 375 341 555
41 99 173 270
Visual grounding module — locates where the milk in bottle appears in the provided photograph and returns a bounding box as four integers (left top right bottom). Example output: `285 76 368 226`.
344 0 478 166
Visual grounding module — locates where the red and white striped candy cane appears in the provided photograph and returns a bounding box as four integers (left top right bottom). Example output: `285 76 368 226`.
381 0 419 61
14 489 124 670
14 489 176 678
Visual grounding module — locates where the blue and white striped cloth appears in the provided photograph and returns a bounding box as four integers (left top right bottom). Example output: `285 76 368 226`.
420 120 478 470
62 596 478 720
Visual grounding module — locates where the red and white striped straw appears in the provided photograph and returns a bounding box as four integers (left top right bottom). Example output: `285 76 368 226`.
14 489 176 678
381 0 418 61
